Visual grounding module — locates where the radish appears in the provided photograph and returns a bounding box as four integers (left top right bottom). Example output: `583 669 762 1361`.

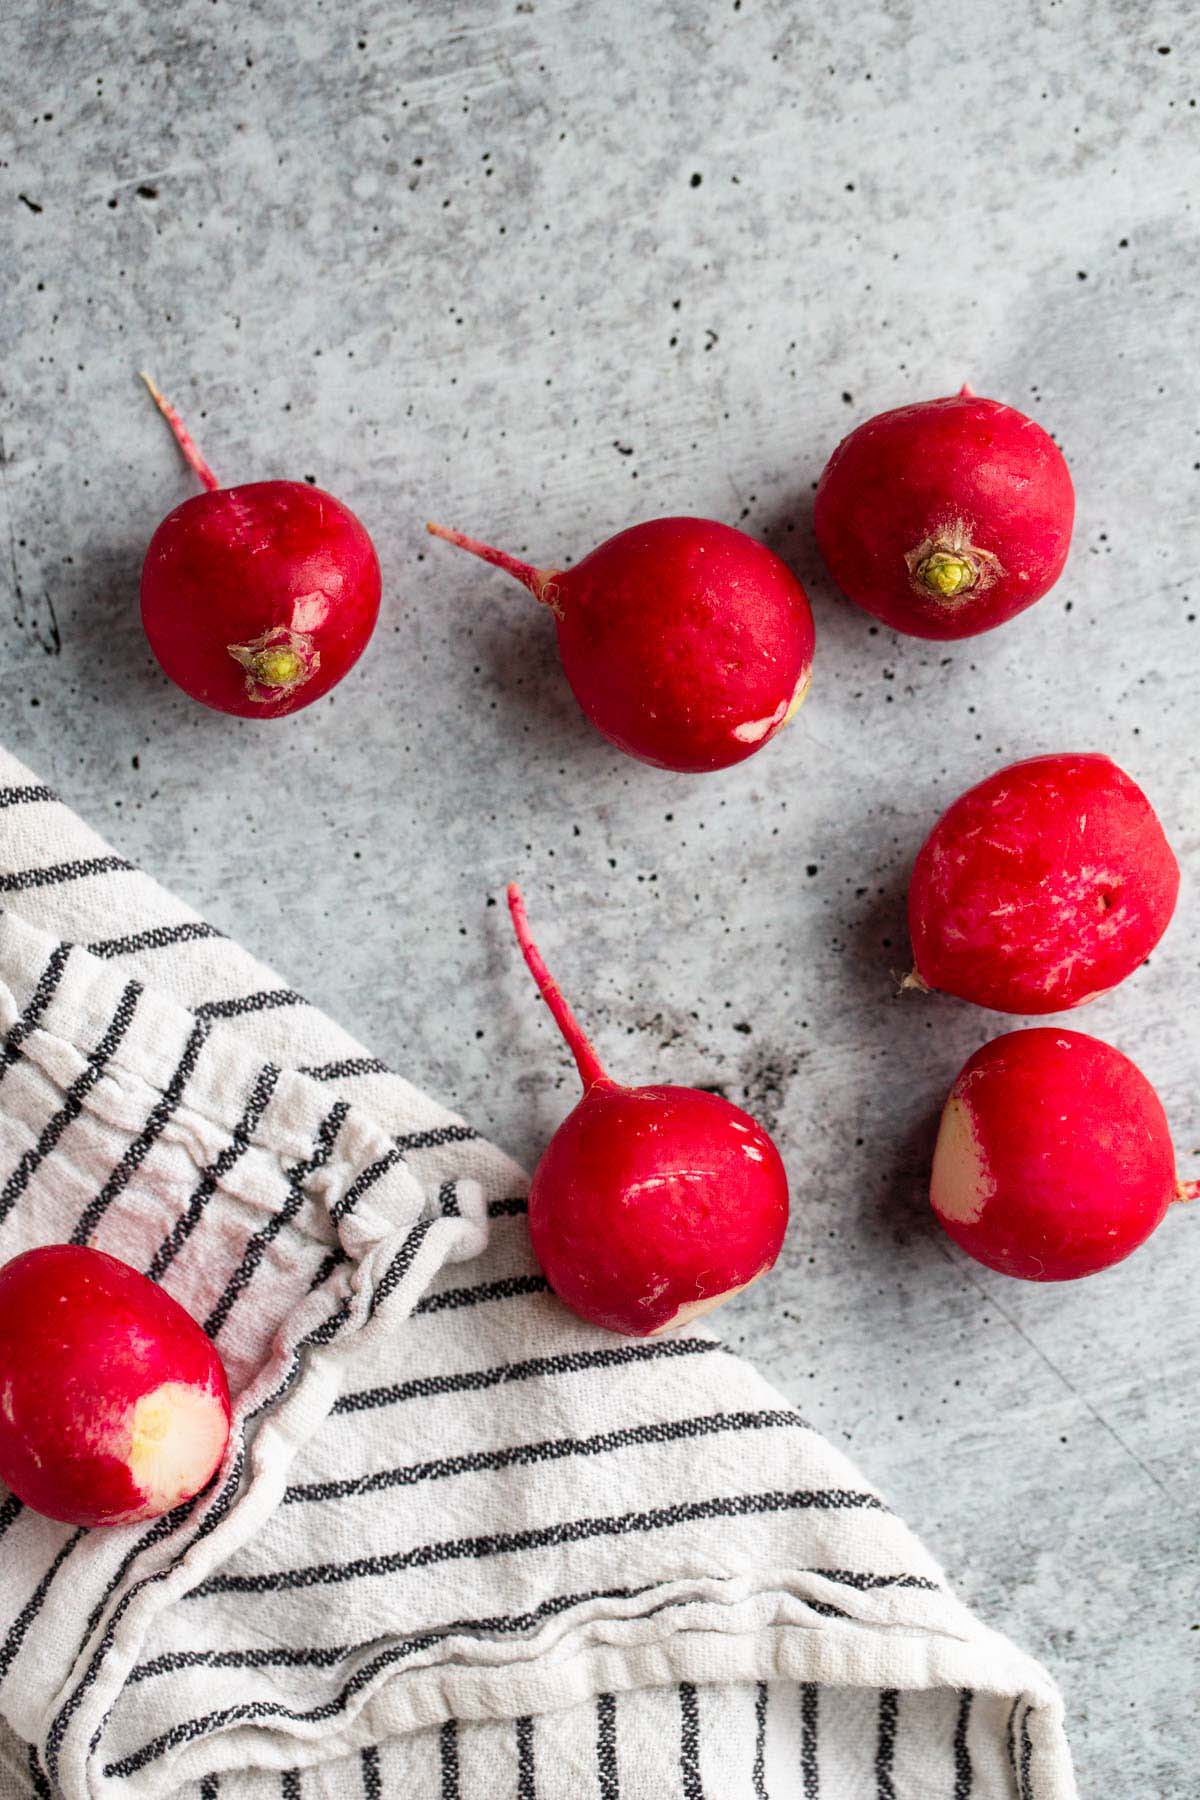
931 1028 1197 1280
139 375 381 717
813 386 1074 639
907 753 1179 1014
0 1246 230 1526
427 516 814 772
507 885 789 1334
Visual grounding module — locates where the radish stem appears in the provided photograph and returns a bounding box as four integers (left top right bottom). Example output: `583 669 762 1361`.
426 522 556 602
140 371 220 492
507 883 608 1090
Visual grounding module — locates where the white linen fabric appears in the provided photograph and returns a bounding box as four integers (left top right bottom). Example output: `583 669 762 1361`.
0 746 1075 1800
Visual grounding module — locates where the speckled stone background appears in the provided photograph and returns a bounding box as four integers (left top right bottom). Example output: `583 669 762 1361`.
3 1 1198 1792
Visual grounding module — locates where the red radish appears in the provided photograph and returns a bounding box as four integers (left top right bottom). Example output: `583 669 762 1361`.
428 516 814 772
931 1028 1196 1280
0 1245 230 1526
507 884 789 1334
814 386 1074 639
908 753 1179 1014
139 374 381 717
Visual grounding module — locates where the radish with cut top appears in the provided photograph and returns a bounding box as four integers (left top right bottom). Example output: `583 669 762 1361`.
0 1245 230 1526
814 386 1074 638
907 752 1179 1014
140 375 381 716
507 884 789 1334
931 1028 1196 1280
428 516 814 772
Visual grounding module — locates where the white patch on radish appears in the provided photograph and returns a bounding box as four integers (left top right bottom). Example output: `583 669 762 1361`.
126 1381 228 1513
732 701 788 745
290 591 331 632
732 666 813 745
783 668 813 724
647 1273 761 1334
931 1096 996 1225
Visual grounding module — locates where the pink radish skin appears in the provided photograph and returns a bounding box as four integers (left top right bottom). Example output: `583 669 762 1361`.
0 1246 230 1526
428 517 815 772
908 752 1179 1014
814 386 1075 639
140 375 381 718
931 1029 1197 1281
508 885 790 1334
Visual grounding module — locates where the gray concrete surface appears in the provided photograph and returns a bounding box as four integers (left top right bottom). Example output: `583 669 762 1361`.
3 1 1198 1792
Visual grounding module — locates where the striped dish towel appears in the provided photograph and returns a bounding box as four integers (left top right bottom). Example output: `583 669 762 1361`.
0 744 1075 1800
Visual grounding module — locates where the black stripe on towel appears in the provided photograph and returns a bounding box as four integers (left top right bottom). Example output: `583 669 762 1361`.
307 1246 347 1291
0 940 71 1080
414 1273 548 1314
437 1179 461 1216
0 784 57 808
0 1528 86 1681
679 1683 702 1799
0 1491 24 1541
147 1062 281 1282
284 1409 806 1505
280 1774 298 1800
88 920 224 959
1019 1703 1034 1799
809 1568 937 1593
800 1682 819 1797
195 988 305 1020
361 1744 381 1799
954 1689 973 1798
204 1102 348 1337
806 1599 849 1620
332 1336 724 1414
71 1016 212 1244
0 854 132 892
0 979 141 1226
440 1719 459 1798
201 1778 219 1799
300 1057 389 1081
26 1743 51 1798
875 1690 898 1799
189 1487 887 1597
487 1195 527 1216
369 1216 435 1319
596 1693 618 1798
516 1716 535 1798
395 1124 478 1151
329 1147 406 1225
752 1682 768 1799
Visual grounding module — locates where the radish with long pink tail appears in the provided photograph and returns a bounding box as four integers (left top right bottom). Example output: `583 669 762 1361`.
428 516 814 773
507 884 790 1335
